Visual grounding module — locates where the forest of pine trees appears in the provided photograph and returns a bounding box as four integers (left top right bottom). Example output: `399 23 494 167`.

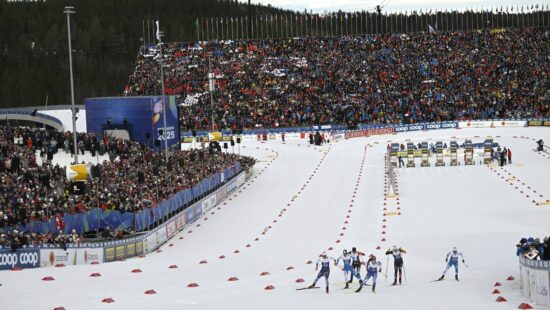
0 0 283 108
1 0 547 108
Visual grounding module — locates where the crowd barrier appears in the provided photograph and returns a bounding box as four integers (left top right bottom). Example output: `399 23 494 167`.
519 257 550 307
1 162 242 235
0 170 247 270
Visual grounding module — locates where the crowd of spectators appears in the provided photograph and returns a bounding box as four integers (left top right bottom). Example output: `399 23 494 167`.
0 126 255 249
516 236 550 260
124 28 550 130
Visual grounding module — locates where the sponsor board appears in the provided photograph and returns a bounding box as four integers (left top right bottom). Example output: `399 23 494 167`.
115 245 125 260
40 249 74 267
492 120 527 127
202 195 217 213
459 120 527 129
166 220 177 238
333 134 344 142
175 213 186 231
135 242 144 256
126 243 136 258
459 121 492 129
345 127 395 139
104 246 116 262
81 248 103 265
528 120 544 126
42 248 103 266
519 258 550 306
0 248 40 270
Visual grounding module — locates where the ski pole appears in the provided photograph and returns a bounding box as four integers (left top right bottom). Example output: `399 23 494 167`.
403 262 407 282
385 254 389 283
462 261 469 268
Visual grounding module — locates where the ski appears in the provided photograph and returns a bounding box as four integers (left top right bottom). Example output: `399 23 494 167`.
296 286 320 291
430 279 444 282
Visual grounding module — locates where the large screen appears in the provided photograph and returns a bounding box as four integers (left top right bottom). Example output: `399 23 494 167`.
85 96 180 149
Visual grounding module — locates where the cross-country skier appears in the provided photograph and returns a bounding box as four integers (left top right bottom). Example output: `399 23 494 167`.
356 254 382 293
386 245 407 285
308 251 334 294
348 247 364 285
336 249 362 289
438 247 465 281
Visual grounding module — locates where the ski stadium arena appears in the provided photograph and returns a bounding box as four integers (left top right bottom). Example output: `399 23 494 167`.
1 4 550 310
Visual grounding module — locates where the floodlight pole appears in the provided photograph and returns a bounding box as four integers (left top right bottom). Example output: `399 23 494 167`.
64 6 79 164
158 29 169 163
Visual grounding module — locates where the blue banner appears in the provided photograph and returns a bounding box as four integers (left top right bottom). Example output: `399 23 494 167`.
0 248 40 270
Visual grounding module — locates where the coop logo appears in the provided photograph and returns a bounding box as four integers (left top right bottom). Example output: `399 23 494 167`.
394 126 410 132
426 124 441 129
0 251 39 268
441 123 457 128
408 125 424 131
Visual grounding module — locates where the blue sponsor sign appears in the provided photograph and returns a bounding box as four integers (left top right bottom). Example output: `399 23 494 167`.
0 248 40 270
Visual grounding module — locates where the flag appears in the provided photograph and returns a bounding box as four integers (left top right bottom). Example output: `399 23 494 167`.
428 24 436 33
155 20 160 42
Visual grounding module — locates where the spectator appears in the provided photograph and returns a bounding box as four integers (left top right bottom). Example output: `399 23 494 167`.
0 126 255 246
124 29 550 130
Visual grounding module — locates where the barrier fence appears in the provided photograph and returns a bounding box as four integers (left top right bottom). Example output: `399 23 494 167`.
519 257 550 307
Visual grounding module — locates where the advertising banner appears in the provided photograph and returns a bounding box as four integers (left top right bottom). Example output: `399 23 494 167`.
175 213 186 231
40 249 73 267
528 120 543 126
40 248 103 266
126 243 136 258
166 220 177 238
345 127 395 139
80 248 103 265
115 245 125 260
530 268 550 306
491 120 527 127
0 248 40 270
135 241 144 256
104 246 116 263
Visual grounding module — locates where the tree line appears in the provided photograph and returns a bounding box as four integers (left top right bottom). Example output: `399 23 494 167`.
0 0 283 108
0 0 548 108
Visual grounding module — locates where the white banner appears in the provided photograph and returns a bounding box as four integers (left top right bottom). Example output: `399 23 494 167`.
492 120 527 127
40 248 103 267
166 220 177 238
520 258 550 307
459 120 527 129
529 268 550 306
459 121 493 129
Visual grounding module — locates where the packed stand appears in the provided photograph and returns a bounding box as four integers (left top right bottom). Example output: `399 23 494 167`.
124 28 550 130
0 126 255 249
516 236 550 260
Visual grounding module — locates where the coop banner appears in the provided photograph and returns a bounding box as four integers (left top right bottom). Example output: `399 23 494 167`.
0 248 40 270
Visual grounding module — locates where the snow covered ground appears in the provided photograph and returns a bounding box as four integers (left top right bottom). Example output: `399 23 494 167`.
0 127 549 310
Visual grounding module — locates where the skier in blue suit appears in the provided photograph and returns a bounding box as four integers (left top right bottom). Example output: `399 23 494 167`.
438 247 465 281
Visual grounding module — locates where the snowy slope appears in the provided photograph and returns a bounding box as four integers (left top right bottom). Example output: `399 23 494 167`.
0 127 548 310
